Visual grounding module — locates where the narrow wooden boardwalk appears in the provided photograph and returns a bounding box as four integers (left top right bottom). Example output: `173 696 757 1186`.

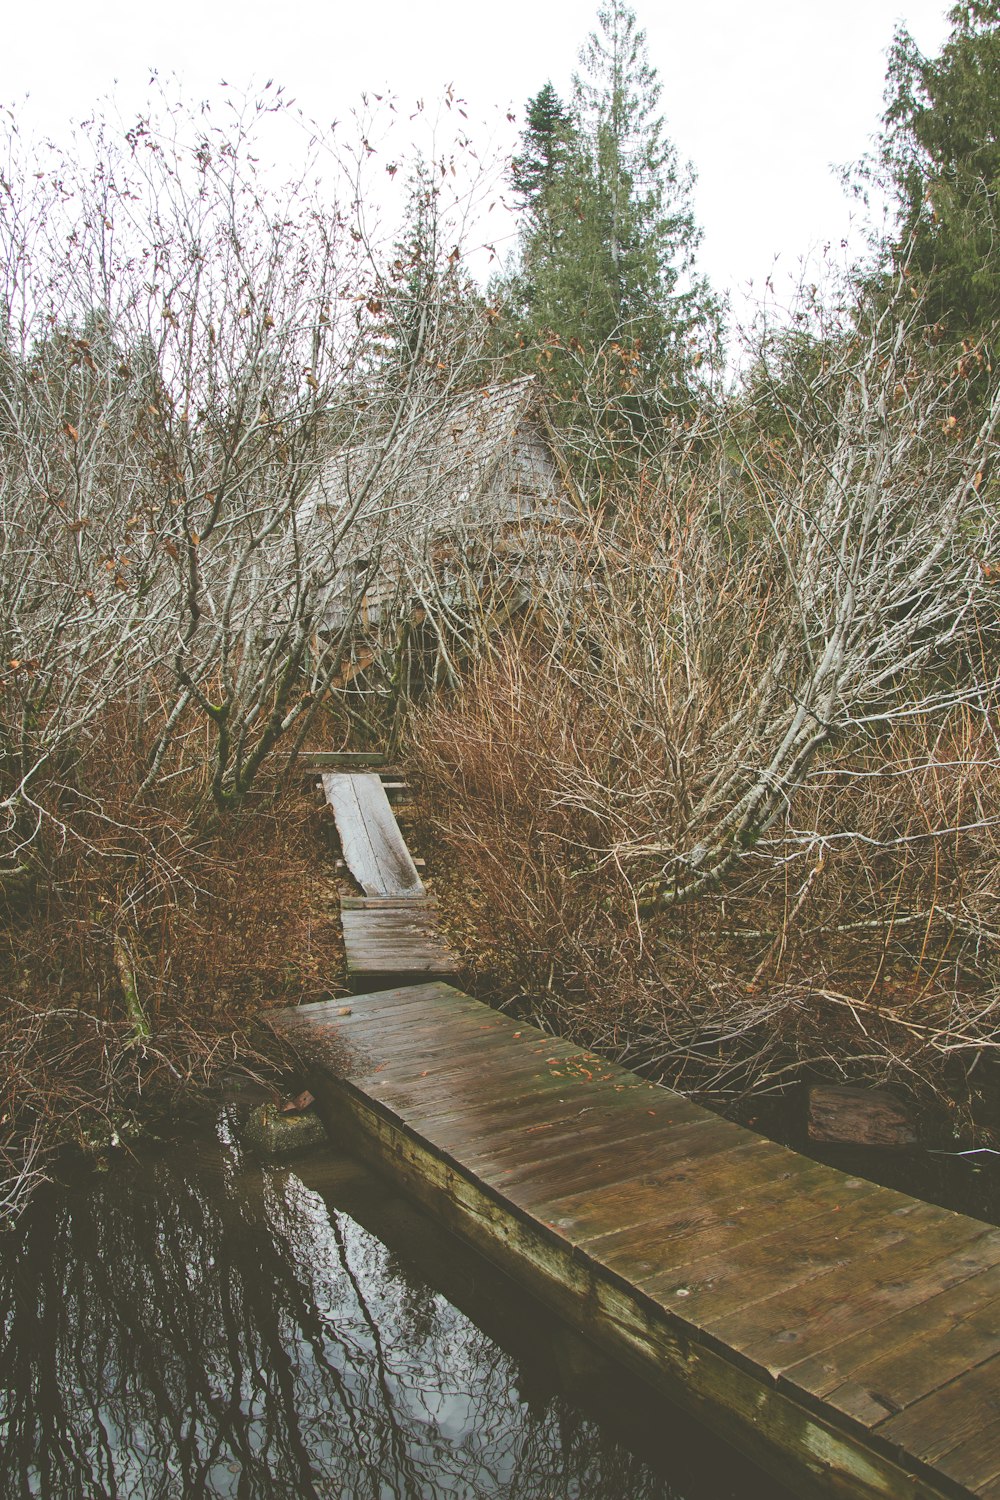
322 767 458 989
322 771 425 899
283 763 1000 1498
339 897 458 990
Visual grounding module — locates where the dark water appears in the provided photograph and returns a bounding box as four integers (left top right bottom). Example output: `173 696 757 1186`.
0 1112 786 1500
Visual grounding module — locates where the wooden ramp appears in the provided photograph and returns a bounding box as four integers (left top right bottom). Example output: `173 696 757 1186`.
323 772 424 898
272 982 1000 1500
322 770 457 988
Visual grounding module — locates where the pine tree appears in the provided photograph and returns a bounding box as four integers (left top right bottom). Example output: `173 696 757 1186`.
877 1 1000 340
377 157 483 385
510 83 574 210
497 1 717 430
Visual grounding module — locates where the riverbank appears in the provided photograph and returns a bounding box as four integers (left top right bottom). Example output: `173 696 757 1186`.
0 776 347 1225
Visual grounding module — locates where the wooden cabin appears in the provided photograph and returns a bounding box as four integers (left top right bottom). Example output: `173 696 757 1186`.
298 377 584 660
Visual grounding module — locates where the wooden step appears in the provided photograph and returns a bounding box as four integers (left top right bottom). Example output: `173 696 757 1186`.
340 895 438 910
297 751 390 769
340 907 458 991
335 856 426 873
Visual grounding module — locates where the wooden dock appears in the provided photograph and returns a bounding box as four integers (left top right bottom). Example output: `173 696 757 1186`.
272 983 1000 1500
287 762 1000 1498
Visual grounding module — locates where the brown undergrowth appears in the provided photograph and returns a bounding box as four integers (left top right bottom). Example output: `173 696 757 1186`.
1 726 346 1225
410 652 1000 1142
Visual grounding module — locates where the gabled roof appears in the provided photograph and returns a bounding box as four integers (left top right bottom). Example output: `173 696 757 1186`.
299 374 575 543
296 376 582 633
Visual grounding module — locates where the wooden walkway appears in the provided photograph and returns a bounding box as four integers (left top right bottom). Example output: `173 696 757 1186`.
322 771 425 899
279 763 1000 1499
321 768 457 990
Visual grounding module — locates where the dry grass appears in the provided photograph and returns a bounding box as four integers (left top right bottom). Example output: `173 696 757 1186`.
409 312 1000 1138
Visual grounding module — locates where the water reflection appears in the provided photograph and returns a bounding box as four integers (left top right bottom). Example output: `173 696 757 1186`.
0 1116 774 1499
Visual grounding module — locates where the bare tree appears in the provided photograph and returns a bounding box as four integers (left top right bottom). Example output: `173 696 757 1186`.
413 272 1000 1105
0 84 506 1223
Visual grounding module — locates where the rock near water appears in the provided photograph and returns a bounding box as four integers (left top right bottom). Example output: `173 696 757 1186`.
241 1103 328 1159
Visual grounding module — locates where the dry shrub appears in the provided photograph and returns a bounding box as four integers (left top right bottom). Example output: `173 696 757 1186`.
411 299 1000 1136
413 654 1000 1132
1 701 344 1223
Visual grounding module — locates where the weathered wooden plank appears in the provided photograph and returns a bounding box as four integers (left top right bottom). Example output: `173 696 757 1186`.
878 1355 1000 1488
808 1084 918 1148
786 1257 1000 1414
637 1197 973 1342
339 895 437 910
934 1420 1000 1498
713 1216 1000 1385
458 1090 711 1178
583 1155 879 1289
340 904 457 988
322 772 424 898
279 985 478 1037
428 1080 687 1168
302 750 390 768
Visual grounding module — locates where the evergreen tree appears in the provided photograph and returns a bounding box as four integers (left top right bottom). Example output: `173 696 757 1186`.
497 1 717 431
877 1 1000 340
510 83 574 210
377 157 483 384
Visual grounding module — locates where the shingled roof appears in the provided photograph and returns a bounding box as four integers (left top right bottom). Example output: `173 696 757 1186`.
300 375 577 536
299 376 582 630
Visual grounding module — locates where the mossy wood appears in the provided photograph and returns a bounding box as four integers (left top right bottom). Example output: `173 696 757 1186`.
271 983 1000 1500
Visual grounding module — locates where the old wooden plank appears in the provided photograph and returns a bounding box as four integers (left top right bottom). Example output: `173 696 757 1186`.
351 1068 658 1167
322 771 424 898
428 1082 690 1168
808 1085 918 1148
477 1114 741 1204
302 750 390 768
350 1027 570 1094
522 1144 881 1275
932 1417 1000 1497
278 984 480 1037
878 1354 1000 1485
361 1048 604 1123
281 1002 544 1089
633 1197 959 1337
456 1089 710 1176
583 1155 878 1289
340 911 446 942
714 1217 1000 1387
341 907 457 987
339 895 438 910
784 1256 1000 1415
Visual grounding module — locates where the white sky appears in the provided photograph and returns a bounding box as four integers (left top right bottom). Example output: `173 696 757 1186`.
1 0 953 315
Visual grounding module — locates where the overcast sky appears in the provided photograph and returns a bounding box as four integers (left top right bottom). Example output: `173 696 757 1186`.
1 0 953 314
